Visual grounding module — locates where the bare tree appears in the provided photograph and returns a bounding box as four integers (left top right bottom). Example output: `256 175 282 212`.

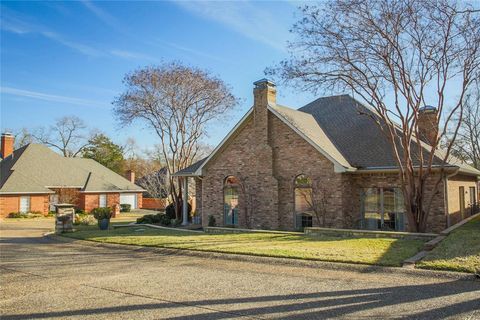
113 62 239 220
33 116 90 157
13 128 34 149
270 0 480 232
136 165 169 200
298 183 329 228
447 78 480 169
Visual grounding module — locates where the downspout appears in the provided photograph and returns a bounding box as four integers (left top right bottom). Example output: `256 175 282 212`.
443 168 459 228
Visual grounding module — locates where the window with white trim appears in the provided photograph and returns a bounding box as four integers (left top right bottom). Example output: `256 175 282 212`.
20 196 31 213
99 194 107 208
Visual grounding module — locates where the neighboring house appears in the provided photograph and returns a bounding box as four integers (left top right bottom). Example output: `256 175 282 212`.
135 167 169 210
174 79 480 233
0 134 144 217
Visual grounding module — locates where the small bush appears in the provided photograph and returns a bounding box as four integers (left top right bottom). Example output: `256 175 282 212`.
91 207 113 220
7 212 44 218
120 204 131 212
75 209 86 215
136 213 171 226
74 214 96 226
165 202 192 220
208 215 216 227
8 212 25 218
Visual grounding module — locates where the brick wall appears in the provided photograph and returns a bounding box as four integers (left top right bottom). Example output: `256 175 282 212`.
0 194 50 217
345 173 447 233
446 174 477 225
142 197 166 210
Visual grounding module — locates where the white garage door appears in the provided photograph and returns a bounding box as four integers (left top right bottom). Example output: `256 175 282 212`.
120 193 137 209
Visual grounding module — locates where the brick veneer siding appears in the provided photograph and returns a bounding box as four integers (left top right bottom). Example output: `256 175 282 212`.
141 198 166 210
446 174 478 225
0 194 50 217
194 82 477 233
197 107 462 233
201 109 347 231
80 192 142 212
344 173 447 233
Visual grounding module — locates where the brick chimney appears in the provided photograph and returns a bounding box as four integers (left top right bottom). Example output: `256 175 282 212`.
125 170 135 183
417 106 439 146
253 78 276 107
1 132 14 159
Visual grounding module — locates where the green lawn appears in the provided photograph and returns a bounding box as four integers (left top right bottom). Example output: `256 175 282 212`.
417 216 480 273
63 226 424 267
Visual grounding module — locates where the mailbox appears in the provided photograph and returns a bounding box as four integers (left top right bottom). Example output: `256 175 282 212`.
55 203 75 233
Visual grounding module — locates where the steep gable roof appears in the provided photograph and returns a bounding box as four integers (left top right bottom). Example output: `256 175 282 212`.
299 95 480 175
0 144 144 194
174 95 480 177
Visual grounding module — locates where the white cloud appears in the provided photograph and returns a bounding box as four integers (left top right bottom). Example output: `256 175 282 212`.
0 8 103 57
110 49 158 62
80 0 123 31
156 40 225 62
175 1 290 51
1 86 109 108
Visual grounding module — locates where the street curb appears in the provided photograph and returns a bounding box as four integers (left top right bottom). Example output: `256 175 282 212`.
44 232 477 281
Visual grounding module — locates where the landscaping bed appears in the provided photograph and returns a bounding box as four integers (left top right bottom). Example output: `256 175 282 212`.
62 225 425 267
417 216 480 273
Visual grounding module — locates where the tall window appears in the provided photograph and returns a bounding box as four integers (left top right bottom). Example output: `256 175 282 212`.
294 174 313 230
224 176 240 226
19 196 30 213
459 187 465 218
99 194 107 208
470 186 478 216
361 188 405 231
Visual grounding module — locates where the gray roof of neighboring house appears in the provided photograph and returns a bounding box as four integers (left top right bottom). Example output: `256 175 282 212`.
174 158 207 176
0 143 144 194
174 94 480 177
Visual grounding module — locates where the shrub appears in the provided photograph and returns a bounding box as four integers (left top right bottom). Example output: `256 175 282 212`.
7 212 44 218
8 212 25 218
91 207 113 220
120 204 132 212
165 202 192 220
136 213 171 226
75 209 86 215
73 214 96 226
208 215 216 227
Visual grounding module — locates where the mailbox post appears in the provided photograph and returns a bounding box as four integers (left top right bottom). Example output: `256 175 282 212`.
55 203 75 233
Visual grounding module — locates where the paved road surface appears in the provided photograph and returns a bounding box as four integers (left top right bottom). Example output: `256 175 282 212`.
1 219 479 319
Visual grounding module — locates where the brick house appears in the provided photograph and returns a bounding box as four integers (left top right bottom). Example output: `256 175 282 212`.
0 136 144 217
174 79 480 233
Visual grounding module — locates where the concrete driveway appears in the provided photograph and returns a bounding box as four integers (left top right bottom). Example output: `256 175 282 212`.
1 219 479 320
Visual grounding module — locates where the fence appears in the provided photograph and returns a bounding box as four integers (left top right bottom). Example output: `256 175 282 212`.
141 198 167 210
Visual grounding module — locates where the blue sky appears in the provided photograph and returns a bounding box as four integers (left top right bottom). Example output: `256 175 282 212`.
1 1 317 152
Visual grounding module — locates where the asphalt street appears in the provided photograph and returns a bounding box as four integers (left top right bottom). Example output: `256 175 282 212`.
1 219 479 320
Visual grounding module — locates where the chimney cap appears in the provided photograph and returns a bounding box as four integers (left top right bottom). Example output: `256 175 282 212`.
419 105 437 113
2 132 14 137
253 78 276 88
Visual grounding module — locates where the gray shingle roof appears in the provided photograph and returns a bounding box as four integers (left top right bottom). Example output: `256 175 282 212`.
300 95 448 169
174 94 480 176
173 158 207 176
0 143 144 194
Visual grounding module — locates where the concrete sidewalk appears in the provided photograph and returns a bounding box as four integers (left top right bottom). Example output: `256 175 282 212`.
1 219 479 319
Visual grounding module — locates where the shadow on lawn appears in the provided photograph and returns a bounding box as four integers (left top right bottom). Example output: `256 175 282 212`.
62 226 425 266
2 280 479 320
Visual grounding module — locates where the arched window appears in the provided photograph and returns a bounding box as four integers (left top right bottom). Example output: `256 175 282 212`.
224 176 240 226
294 174 313 230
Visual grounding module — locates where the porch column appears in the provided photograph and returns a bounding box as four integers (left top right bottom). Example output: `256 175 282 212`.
182 177 189 226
